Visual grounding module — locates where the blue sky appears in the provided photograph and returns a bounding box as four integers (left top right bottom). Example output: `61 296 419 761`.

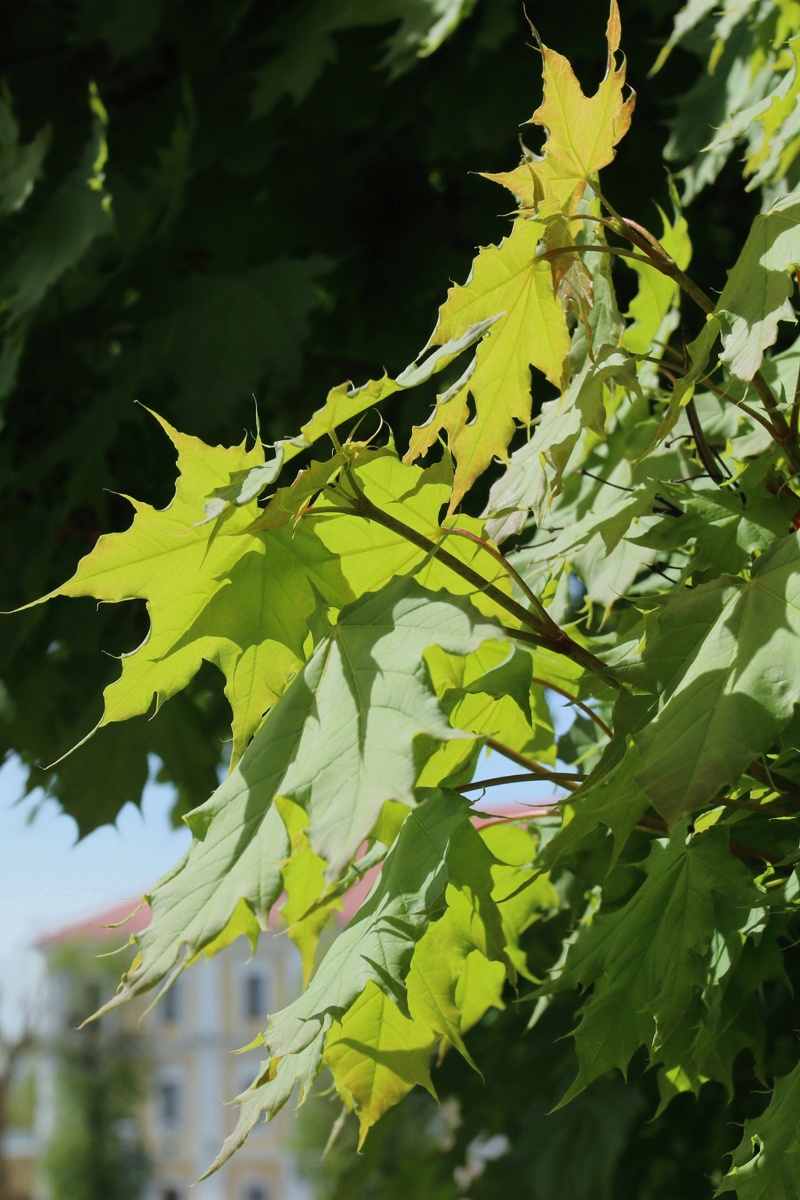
0 742 562 1034
0 755 190 1032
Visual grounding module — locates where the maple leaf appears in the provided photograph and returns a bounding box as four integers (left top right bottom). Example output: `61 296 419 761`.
325 981 437 1148
658 190 800 438
547 824 761 1103
479 345 641 528
624 531 800 826
205 792 469 1174
21 413 350 768
622 182 692 356
405 217 571 510
483 1 634 216
97 580 507 1015
714 190 800 381
204 318 500 518
719 1059 800 1200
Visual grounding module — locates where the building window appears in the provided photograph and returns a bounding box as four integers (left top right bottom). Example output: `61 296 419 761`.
158 1081 181 1130
243 971 269 1020
243 1187 269 1200
160 979 181 1025
162 1190 180 1200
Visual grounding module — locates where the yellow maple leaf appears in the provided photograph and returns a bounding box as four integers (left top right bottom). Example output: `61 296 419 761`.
405 217 571 510
484 0 635 216
324 981 436 1147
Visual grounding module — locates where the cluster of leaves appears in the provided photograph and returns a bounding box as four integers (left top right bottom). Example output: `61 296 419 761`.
0 0 737 835
11 0 800 1197
3 0 585 832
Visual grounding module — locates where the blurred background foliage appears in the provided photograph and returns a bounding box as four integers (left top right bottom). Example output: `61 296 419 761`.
41 942 150 1200
0 0 774 827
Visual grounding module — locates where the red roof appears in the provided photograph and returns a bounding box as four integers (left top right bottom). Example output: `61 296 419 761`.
37 899 151 949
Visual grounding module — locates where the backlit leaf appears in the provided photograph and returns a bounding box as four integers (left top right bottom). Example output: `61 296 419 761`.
406 217 571 510
206 792 469 1172
483 1 634 216
97 582 506 1014
23 413 347 767
325 981 436 1148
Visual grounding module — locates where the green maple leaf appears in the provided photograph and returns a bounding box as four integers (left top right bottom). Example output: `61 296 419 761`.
713 190 800 381
407 906 479 1068
630 480 794 575
405 216 571 510
204 791 469 1175
719 1059 800 1200
483 0 635 216
99 580 507 1013
625 531 800 826
548 824 761 1103
0 94 50 218
140 256 333 419
249 0 476 118
311 449 518 627
744 36 800 188
425 639 556 765
24 412 349 767
659 191 800 437
410 822 555 1059
623 184 692 356
481 345 641 527
325 981 437 1149
0 85 111 322
205 318 500 517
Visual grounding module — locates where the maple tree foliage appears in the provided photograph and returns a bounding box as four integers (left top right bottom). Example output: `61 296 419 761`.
11 0 800 1196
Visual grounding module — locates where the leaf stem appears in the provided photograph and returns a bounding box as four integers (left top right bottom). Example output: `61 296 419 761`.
445 524 544 612
531 676 613 738
456 770 584 794
484 736 549 771
534 243 655 271
687 370 776 434
578 469 633 493
588 195 800 473
483 736 581 792
746 760 800 807
750 371 800 463
326 470 615 682
685 399 726 484
789 358 800 443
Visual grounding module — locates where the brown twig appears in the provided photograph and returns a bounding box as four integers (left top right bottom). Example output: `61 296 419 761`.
456 770 584 794
685 398 727 485
530 674 613 738
323 469 616 683
591 196 800 474
484 736 579 791
789 357 800 443
445 525 544 613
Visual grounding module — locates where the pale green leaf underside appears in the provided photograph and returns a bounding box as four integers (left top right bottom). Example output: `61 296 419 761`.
101 579 506 1015
207 792 470 1174
627 531 800 824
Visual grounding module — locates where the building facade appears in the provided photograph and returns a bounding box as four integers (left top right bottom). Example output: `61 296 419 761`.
35 903 314 1200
